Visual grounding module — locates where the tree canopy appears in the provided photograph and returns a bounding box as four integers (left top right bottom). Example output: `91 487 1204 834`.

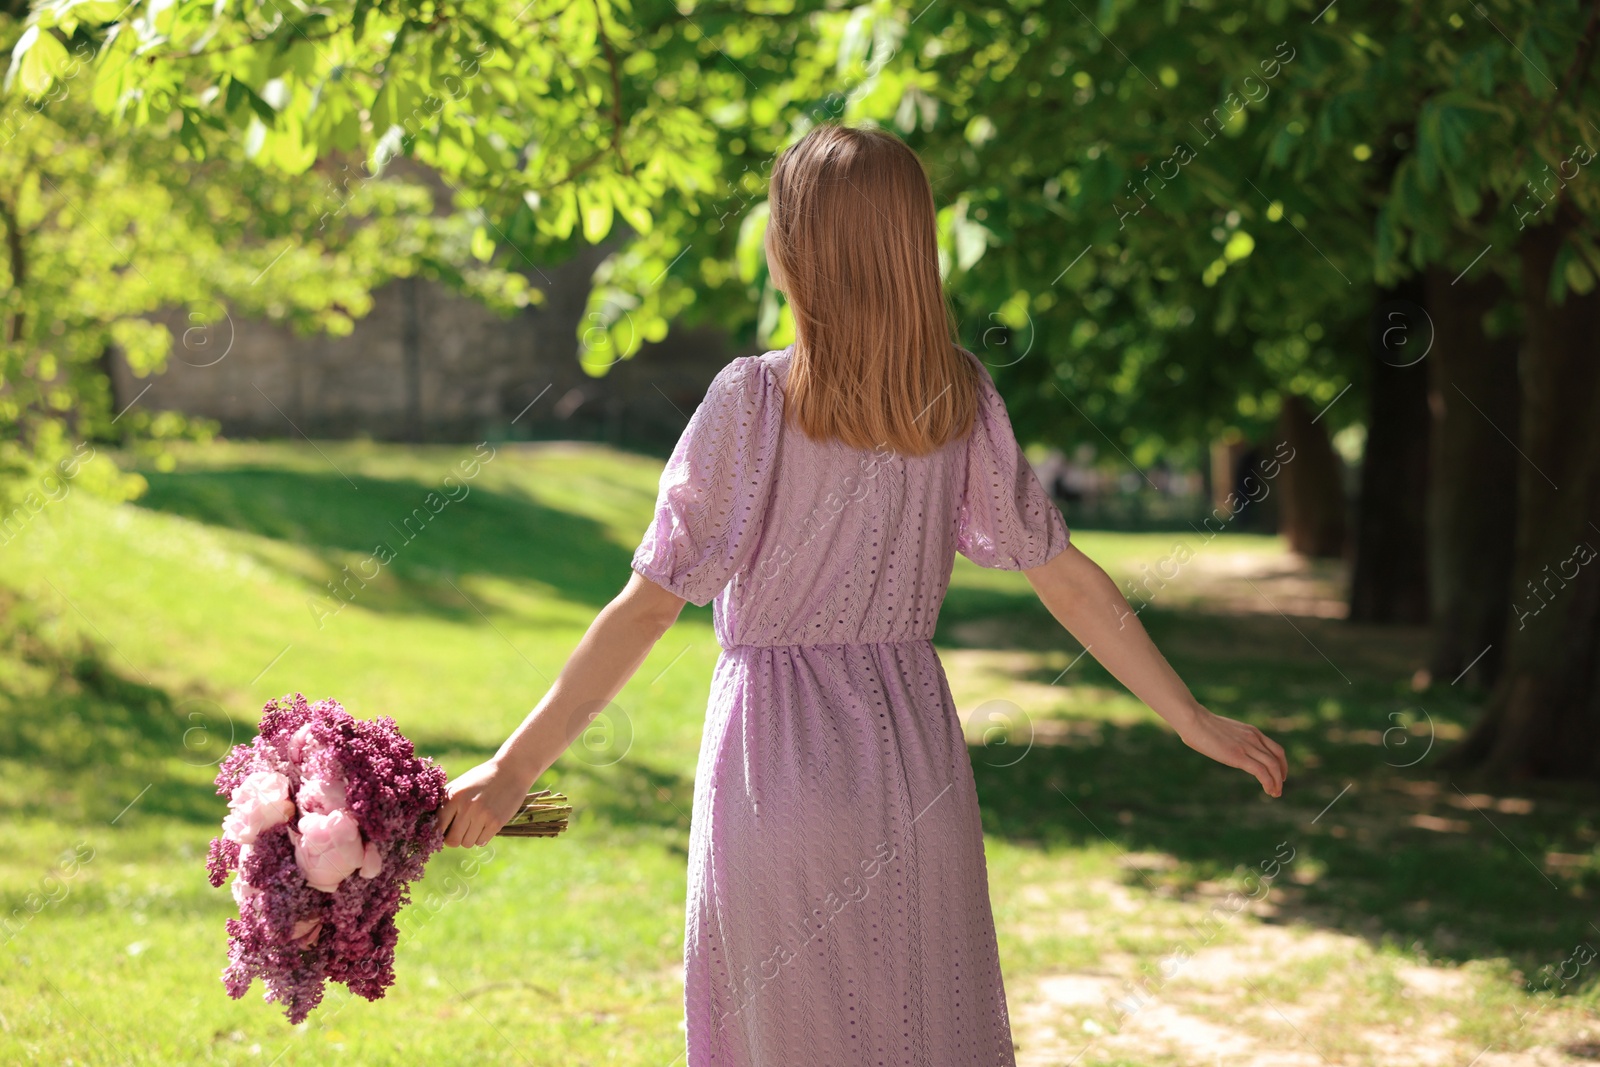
4 0 1600 774
6 0 1596 424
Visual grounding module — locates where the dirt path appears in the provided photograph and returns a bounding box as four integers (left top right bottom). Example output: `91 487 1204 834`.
1007 892 1598 1067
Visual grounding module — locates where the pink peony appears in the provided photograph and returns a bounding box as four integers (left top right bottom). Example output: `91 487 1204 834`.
290 917 323 947
287 722 318 763
223 771 296 844
298 775 349 815
231 877 260 910
290 809 365 893
358 840 382 879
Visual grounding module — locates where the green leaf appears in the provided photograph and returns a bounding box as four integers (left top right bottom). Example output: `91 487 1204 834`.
1415 106 1440 191
75 0 127 19
1446 170 1481 218
471 130 503 173
1565 254 1595 296
949 199 993 272
11 27 69 97
577 180 614 244
1520 35 1553 99
351 0 375 40
5 25 40 93
614 183 653 236
736 201 769 284
224 78 278 125
541 186 579 240
1548 240 1574 303
470 225 496 262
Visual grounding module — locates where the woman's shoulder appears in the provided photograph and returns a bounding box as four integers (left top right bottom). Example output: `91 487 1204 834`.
751 345 795 378
707 346 794 396
952 344 996 384
714 345 793 376
697 348 792 418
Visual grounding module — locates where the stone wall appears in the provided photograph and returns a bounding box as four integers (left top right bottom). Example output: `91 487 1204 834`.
113 245 755 452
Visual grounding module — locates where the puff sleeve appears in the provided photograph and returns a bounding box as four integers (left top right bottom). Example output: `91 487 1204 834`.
956 354 1072 570
631 356 783 605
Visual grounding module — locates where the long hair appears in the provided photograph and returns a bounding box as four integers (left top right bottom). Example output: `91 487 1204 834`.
765 124 977 456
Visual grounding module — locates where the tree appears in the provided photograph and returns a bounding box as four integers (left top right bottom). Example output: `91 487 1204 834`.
1273 394 1347 558
8 0 1600 777
1448 214 1600 777
1422 267 1519 687
1347 280 1431 625
0 13 538 494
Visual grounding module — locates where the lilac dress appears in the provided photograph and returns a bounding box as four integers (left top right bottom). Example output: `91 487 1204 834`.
632 346 1070 1067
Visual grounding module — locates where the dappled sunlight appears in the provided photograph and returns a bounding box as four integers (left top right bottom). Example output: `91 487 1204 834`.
945 532 1598 1066
1 443 1595 1064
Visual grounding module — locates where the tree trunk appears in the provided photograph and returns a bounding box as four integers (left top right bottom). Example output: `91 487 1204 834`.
1422 268 1520 687
0 194 25 344
1447 217 1600 779
1273 394 1347 558
97 342 124 428
1348 280 1431 623
1210 435 1249 514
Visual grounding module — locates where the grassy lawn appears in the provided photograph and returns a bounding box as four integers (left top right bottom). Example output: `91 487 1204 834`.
1 440 1595 1065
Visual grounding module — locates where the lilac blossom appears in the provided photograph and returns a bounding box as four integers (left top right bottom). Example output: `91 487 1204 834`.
208 693 449 1023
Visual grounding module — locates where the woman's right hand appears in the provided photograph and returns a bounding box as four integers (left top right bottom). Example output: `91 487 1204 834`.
437 757 534 848
1174 705 1288 797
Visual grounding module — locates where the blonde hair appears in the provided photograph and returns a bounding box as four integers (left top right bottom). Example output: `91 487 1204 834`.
765 124 977 456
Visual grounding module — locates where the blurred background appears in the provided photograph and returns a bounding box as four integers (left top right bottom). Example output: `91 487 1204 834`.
1 0 1597 1063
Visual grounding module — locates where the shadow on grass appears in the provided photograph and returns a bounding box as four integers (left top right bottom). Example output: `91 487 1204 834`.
0 596 696 844
0 597 226 828
972 732 1598 983
134 466 637 617
944 579 1600 995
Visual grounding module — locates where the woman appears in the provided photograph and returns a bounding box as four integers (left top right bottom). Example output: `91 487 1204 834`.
438 124 1287 1066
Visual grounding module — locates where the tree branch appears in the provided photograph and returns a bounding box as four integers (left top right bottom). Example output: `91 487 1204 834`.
151 26 343 61
590 0 631 177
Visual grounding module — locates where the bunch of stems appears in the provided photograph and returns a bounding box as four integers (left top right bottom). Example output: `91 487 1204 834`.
494 789 573 838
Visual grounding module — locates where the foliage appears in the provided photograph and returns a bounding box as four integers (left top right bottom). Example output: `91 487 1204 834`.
4 0 1598 465
7 0 738 370
0 47 533 498
826 1 1598 450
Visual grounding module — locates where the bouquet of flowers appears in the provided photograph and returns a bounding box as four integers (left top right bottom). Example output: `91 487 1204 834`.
205 693 570 1022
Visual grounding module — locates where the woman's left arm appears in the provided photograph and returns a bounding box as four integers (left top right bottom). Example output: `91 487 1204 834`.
437 572 687 847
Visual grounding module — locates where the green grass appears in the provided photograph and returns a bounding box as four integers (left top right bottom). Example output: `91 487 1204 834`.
1 440 1596 1065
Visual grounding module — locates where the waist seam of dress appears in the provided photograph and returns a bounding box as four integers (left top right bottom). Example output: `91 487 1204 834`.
719 637 937 651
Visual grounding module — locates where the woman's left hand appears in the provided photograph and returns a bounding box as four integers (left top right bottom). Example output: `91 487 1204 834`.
1174 705 1288 797
437 758 532 848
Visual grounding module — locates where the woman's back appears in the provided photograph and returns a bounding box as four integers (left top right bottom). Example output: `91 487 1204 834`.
632 345 1070 652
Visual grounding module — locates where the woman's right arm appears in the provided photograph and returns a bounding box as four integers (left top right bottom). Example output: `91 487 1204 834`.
1022 544 1288 797
437 572 686 847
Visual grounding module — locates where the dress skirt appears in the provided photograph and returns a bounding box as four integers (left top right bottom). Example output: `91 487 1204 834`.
682 641 1015 1067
